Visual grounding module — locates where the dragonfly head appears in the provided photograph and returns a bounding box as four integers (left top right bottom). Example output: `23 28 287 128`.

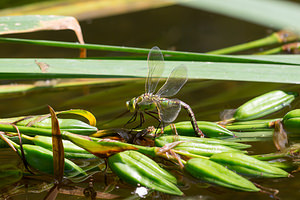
126 97 137 112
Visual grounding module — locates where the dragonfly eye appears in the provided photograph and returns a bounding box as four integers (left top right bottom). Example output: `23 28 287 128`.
126 97 137 112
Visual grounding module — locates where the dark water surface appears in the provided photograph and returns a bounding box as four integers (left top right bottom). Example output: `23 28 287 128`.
1 4 300 200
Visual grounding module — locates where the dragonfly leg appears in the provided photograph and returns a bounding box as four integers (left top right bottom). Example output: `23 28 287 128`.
154 120 162 138
170 123 178 136
132 112 145 129
144 110 160 122
138 112 145 128
124 111 138 127
180 101 205 137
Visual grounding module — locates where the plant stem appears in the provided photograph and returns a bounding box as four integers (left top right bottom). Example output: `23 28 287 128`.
256 47 282 55
257 42 300 55
252 152 287 161
0 123 52 136
173 149 209 159
207 30 298 55
225 123 273 131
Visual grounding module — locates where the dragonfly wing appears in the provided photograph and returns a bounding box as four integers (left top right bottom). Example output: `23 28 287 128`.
157 99 181 123
145 46 165 94
156 65 188 98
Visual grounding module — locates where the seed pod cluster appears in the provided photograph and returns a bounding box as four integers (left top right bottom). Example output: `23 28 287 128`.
233 90 296 121
282 109 300 133
185 158 260 192
155 135 251 150
210 152 289 178
21 145 88 180
30 135 98 159
155 136 247 157
108 150 182 196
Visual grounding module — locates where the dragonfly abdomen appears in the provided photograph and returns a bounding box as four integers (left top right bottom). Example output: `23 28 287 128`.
180 101 204 137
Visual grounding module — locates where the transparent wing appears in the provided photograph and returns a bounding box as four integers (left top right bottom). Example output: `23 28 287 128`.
157 99 181 123
145 46 165 94
156 65 188 98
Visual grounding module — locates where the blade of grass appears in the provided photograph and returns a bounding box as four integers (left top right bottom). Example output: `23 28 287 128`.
1 37 300 65
1 58 300 84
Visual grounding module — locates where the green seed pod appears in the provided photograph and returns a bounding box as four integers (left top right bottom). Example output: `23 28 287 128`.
176 142 245 157
155 135 251 150
234 90 296 121
163 121 234 137
22 135 98 159
0 165 23 188
16 117 98 135
268 161 298 172
63 152 98 159
225 119 278 132
282 109 300 133
185 158 259 192
156 140 245 157
210 152 289 178
1 136 33 148
33 135 89 154
21 145 87 178
108 150 182 196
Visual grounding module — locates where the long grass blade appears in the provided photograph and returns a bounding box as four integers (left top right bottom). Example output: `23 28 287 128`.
1 58 300 84
1 37 300 65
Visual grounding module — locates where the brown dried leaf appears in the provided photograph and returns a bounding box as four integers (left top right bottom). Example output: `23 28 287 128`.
273 120 288 151
0 15 86 57
48 105 64 183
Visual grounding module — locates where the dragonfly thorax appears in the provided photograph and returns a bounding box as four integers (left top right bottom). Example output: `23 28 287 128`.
126 94 158 112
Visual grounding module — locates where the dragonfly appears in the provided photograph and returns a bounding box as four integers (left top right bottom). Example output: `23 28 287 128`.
126 46 204 137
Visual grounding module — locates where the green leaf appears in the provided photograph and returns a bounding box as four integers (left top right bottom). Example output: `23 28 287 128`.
1 58 300 84
57 109 97 126
178 0 300 34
